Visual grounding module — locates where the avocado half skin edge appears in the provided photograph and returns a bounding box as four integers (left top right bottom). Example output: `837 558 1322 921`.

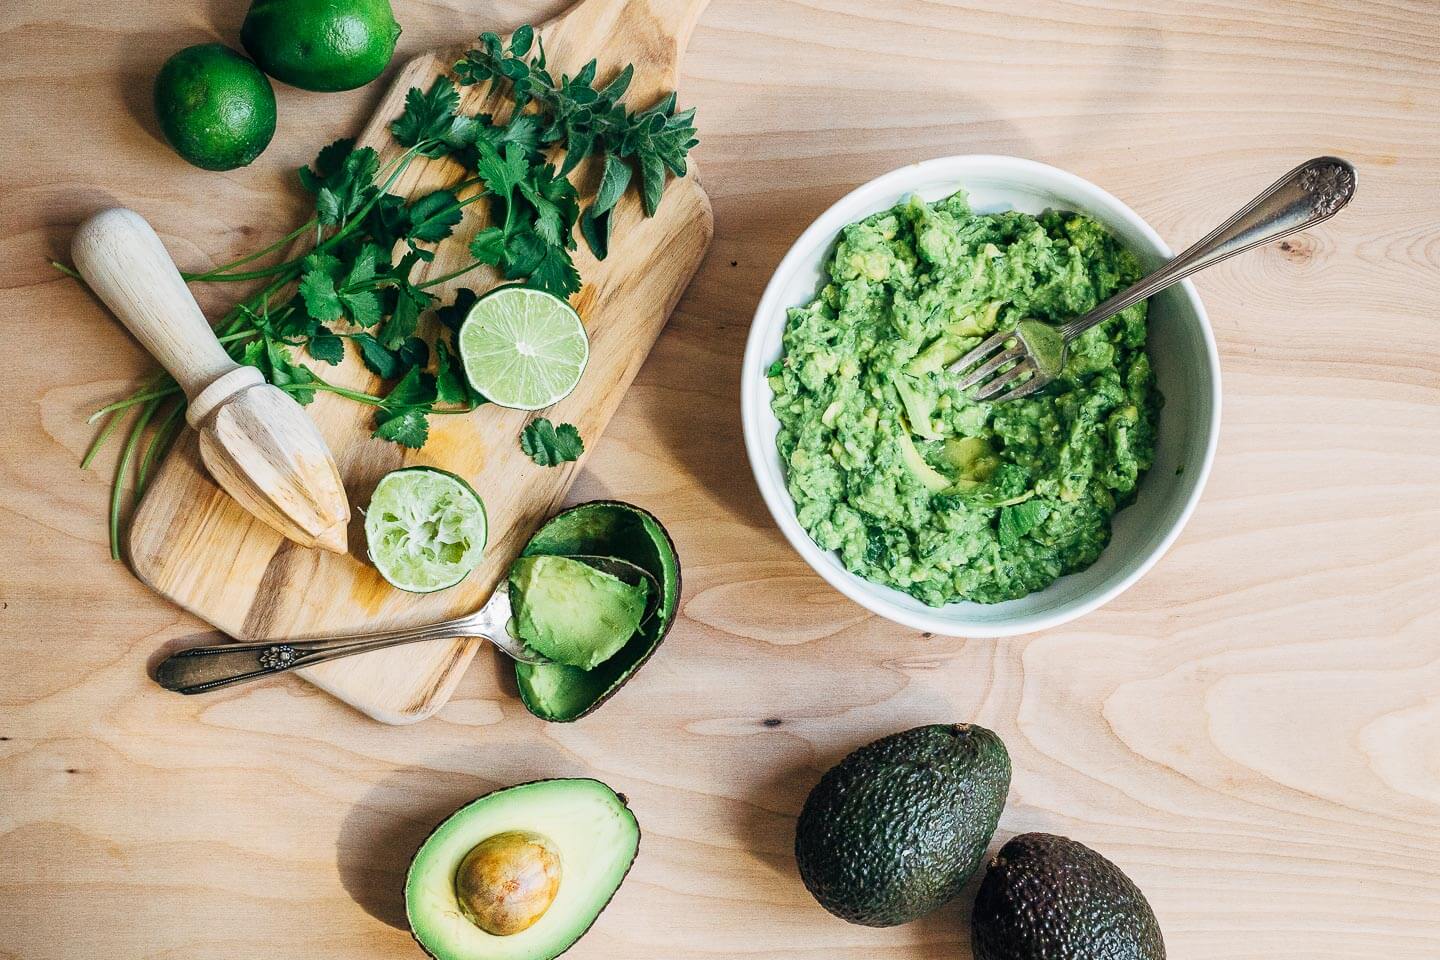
404 777 640 960
971 832 1165 960
514 500 682 722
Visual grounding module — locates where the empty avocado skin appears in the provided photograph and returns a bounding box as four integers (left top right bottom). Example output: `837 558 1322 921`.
794 724 1011 926
971 833 1165 960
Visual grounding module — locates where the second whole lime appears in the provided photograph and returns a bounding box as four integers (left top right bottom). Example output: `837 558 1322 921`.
153 43 277 171
241 0 402 92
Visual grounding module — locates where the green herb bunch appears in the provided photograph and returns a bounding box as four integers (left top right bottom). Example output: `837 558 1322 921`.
60 25 698 557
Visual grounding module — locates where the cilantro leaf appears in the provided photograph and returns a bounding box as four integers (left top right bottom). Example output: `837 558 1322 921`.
528 245 582 298
300 141 379 225
298 268 343 322
405 189 465 243
352 332 400 378
474 140 529 199
380 283 433 348
243 337 316 405
434 338 483 408
520 418 584 466
374 408 430 447
468 227 506 266
391 78 462 155
344 244 380 287
503 230 547 278
380 365 435 410
307 328 345 365
372 366 438 448
340 289 383 328
436 288 480 332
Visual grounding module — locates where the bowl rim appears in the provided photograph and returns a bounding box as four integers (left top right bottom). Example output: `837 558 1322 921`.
740 154 1222 637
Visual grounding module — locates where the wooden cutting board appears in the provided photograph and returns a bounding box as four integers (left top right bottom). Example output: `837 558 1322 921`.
125 0 714 724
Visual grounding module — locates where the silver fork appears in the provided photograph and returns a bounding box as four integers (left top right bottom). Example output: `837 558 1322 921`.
952 156 1357 403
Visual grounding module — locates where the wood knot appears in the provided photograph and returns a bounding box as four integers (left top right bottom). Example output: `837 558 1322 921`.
1277 235 1315 264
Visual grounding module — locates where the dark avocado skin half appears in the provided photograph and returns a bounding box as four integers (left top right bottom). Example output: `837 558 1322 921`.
971 833 1165 960
514 500 681 722
405 778 640 960
794 723 1011 926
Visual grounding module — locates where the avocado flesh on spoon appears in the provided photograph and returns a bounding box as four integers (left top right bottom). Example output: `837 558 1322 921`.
509 555 650 670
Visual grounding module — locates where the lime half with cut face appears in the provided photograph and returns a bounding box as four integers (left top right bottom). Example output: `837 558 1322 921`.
458 286 589 410
364 467 487 593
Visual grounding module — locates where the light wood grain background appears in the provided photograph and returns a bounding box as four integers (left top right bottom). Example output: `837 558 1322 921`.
2 1 1438 958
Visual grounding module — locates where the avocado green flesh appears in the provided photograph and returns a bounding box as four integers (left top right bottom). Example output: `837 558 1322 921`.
770 192 1161 605
509 556 649 670
406 779 639 960
514 502 680 722
794 723 1011 927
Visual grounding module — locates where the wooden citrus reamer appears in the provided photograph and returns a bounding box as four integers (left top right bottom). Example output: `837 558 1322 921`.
72 209 351 553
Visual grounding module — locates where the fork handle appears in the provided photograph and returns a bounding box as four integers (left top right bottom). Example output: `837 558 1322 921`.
1059 157 1356 341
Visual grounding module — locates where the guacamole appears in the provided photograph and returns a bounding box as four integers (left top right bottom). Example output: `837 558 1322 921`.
769 192 1160 606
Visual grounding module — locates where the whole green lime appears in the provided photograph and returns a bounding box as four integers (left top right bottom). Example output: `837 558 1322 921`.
153 44 277 171
241 0 402 92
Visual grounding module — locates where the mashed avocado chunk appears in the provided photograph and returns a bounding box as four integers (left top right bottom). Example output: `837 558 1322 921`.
769 192 1160 605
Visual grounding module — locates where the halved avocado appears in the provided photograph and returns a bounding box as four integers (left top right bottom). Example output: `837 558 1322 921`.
514 501 681 722
406 779 640 960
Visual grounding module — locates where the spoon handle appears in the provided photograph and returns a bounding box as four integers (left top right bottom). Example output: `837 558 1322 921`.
154 591 539 695
1059 157 1357 341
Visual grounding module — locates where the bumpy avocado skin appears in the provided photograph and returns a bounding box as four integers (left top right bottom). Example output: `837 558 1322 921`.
971 833 1165 960
794 724 1011 926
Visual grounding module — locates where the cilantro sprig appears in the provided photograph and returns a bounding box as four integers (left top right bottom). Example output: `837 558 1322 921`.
520 418 584 466
59 23 698 558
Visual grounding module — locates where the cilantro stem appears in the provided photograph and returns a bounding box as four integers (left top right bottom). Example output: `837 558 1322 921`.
49 260 83 281
137 401 185 494
280 379 385 406
87 385 182 423
419 259 488 289
181 219 319 282
109 399 160 560
80 407 127 471
81 371 172 467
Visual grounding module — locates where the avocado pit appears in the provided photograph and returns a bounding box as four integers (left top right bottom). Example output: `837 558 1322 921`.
454 831 562 936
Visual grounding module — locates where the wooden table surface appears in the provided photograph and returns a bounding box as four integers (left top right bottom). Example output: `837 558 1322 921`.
3 1 1438 957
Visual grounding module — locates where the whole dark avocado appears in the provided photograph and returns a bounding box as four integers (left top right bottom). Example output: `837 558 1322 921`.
971 833 1165 960
794 723 1011 927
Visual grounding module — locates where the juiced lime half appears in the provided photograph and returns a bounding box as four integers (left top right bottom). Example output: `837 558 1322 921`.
364 467 487 593
458 286 589 410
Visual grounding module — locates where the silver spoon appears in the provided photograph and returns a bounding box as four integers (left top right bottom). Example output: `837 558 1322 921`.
154 556 660 695
951 156 1357 402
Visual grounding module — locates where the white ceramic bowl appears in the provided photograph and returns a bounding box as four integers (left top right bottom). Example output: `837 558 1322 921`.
741 156 1221 637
